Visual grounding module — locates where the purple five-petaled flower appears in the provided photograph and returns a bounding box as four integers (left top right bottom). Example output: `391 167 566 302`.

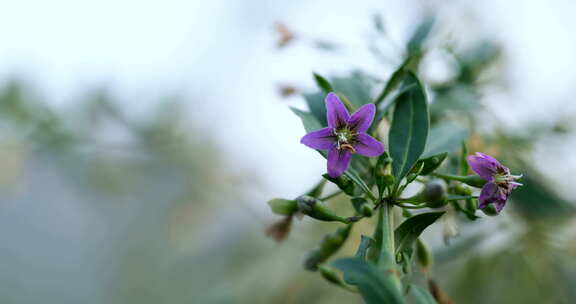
467 152 522 213
300 93 385 177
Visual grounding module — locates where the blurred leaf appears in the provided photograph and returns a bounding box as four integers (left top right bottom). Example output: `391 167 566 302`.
410 285 438 304
313 40 341 52
389 72 429 184
333 258 405 304
394 212 444 256
511 171 574 219
406 16 435 54
422 123 469 158
291 107 322 132
331 71 374 107
313 73 334 93
373 14 386 33
303 92 328 126
344 235 374 285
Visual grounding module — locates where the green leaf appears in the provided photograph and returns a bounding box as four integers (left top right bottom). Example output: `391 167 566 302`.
406 16 435 54
344 235 374 285
422 122 469 158
419 152 448 175
388 72 429 184
290 107 322 133
344 169 375 200
313 73 334 93
333 258 404 304
302 92 327 126
354 235 374 260
410 285 438 304
394 212 444 255
331 71 374 107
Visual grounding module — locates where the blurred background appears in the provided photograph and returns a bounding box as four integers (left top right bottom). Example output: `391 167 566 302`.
1 0 576 303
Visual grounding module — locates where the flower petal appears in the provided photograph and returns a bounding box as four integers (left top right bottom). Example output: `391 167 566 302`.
353 133 384 157
300 127 336 150
478 182 499 209
347 103 376 133
467 152 502 181
494 198 507 213
327 147 352 177
325 92 350 129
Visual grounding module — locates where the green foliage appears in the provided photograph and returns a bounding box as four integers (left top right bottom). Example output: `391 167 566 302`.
409 285 438 304
422 123 469 158
333 258 405 304
388 72 429 185
394 212 445 256
291 107 323 132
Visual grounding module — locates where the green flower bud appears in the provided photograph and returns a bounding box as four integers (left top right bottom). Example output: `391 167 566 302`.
318 264 343 285
303 225 352 271
322 174 355 195
481 204 498 216
422 180 448 208
401 180 447 208
351 197 373 217
465 198 477 214
296 195 348 223
267 198 298 215
416 238 433 271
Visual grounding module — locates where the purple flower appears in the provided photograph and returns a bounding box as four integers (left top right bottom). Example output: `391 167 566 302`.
300 93 384 177
467 152 522 213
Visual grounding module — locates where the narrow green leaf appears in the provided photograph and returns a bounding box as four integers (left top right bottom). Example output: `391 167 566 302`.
290 107 322 133
410 285 438 304
302 92 327 126
394 212 444 255
419 152 448 175
388 72 429 184
422 122 469 158
344 169 375 200
344 235 374 285
331 71 374 107
313 73 334 93
406 16 435 54
333 258 405 304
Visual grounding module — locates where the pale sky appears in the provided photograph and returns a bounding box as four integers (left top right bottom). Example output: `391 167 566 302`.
0 0 575 201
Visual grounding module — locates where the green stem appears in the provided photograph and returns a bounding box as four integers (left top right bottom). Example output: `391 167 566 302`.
319 190 343 201
375 201 402 290
431 172 468 181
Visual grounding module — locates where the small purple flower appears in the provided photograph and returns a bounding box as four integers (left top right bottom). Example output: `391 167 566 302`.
467 152 522 213
300 93 384 177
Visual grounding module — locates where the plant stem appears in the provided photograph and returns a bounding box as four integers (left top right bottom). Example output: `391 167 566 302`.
319 190 343 201
376 200 402 290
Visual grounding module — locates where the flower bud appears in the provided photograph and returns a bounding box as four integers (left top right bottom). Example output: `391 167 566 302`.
402 180 447 208
303 225 352 271
481 204 498 216
351 197 373 217
422 180 448 208
376 175 395 194
465 198 477 214
416 238 433 271
318 264 345 286
267 198 298 215
296 195 349 223
322 174 355 195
